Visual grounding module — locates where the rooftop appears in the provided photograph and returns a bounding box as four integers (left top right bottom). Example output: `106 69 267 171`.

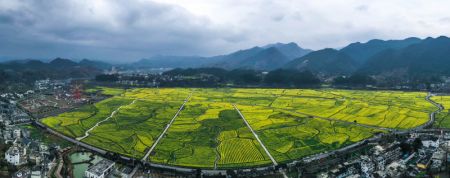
86 159 115 176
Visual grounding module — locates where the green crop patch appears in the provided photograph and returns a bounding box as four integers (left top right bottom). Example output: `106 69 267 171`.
41 87 436 168
150 97 272 168
432 95 450 128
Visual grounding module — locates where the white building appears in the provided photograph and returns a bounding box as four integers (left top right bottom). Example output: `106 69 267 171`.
360 155 374 178
386 161 406 177
120 167 133 178
422 140 439 148
5 144 28 166
85 159 115 178
13 128 21 138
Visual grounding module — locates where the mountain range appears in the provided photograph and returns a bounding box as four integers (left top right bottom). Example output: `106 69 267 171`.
284 36 450 78
132 42 313 71
0 58 109 81
2 36 450 79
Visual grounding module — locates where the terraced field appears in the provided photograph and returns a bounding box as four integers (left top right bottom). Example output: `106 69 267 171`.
41 87 436 168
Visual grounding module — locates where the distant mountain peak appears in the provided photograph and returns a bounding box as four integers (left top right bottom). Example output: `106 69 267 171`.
283 48 357 75
260 42 312 60
340 37 422 64
49 58 78 66
263 42 300 49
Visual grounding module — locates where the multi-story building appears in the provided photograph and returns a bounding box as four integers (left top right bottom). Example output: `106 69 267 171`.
85 159 115 178
5 143 28 166
360 155 374 178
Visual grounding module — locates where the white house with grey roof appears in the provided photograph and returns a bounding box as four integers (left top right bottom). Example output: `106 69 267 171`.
85 159 115 178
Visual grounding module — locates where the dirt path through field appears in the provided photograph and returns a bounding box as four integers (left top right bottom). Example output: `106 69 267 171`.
142 93 192 161
76 99 137 141
233 104 288 178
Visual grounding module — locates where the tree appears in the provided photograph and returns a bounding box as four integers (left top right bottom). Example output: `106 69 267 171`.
412 138 423 151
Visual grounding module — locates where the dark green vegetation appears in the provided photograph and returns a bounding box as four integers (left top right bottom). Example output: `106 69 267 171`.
284 48 357 75
20 124 72 148
285 36 450 79
0 58 108 92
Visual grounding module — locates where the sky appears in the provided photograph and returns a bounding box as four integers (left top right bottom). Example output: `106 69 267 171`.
1 0 450 63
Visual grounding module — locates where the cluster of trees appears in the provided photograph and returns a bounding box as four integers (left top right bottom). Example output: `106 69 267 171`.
95 67 445 89
332 74 376 86
0 70 42 92
95 74 119 82
162 68 321 87
95 68 322 87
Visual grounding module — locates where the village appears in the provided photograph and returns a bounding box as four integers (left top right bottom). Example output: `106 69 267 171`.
0 79 124 178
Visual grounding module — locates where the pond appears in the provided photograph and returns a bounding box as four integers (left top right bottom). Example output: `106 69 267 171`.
70 152 102 178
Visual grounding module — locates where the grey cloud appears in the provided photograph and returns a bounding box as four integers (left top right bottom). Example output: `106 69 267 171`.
440 17 450 23
1 0 450 62
272 14 285 22
355 5 369 12
0 0 236 62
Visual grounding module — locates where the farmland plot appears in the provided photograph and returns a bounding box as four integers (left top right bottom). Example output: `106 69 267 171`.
150 99 271 168
42 87 436 168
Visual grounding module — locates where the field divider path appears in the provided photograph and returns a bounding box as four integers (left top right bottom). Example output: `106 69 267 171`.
76 99 138 141
233 104 277 165
233 104 288 178
141 93 192 162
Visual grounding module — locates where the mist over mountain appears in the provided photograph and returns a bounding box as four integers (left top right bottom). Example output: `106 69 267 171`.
131 42 312 70
131 56 219 69
2 36 450 81
262 42 313 60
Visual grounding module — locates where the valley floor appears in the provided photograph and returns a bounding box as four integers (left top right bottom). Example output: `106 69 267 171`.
41 87 439 168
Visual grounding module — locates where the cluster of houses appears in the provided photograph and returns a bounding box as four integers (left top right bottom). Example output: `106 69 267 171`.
1 124 54 178
34 79 70 91
317 132 450 178
0 101 31 125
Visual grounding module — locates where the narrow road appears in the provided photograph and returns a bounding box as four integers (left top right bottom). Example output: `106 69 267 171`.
233 104 288 178
406 92 444 132
76 99 137 141
141 93 192 162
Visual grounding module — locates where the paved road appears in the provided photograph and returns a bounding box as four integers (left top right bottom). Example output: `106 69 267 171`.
394 92 443 134
233 104 288 178
424 93 444 125
141 93 192 161
76 99 137 141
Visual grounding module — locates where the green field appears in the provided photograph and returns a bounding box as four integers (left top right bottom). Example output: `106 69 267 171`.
432 95 450 128
41 88 436 168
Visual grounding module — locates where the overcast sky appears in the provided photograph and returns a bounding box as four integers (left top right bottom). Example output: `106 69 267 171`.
1 0 450 63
